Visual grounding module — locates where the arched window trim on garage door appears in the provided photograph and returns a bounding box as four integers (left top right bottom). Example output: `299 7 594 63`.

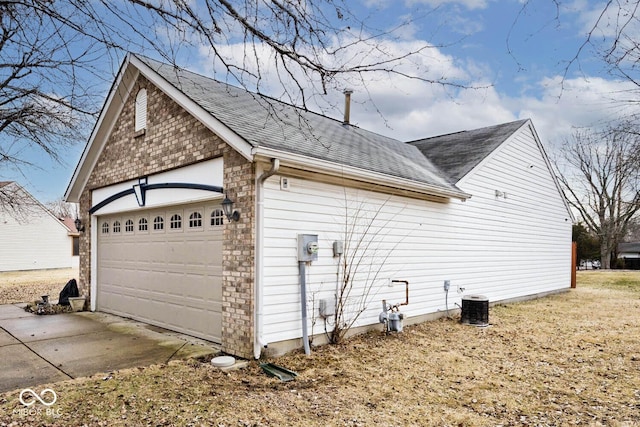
89 182 224 214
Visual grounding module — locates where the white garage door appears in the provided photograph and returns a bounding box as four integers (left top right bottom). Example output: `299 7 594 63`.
97 201 224 342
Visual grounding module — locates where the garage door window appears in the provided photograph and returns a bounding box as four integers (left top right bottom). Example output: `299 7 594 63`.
113 221 121 233
138 218 148 232
170 214 182 230
211 209 224 226
153 216 164 231
101 222 109 234
189 211 202 228
125 219 134 233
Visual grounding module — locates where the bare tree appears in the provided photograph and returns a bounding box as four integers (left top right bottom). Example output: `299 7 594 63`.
513 1 640 106
0 1 102 168
45 198 76 219
0 181 41 222
328 194 408 344
570 1 640 88
556 124 640 268
1 1 476 211
623 217 640 241
1 1 469 163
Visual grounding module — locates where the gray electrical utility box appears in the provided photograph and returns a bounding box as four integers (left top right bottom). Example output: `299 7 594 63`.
319 297 336 318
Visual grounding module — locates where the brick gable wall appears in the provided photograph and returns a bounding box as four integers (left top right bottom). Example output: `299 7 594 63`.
78 75 255 358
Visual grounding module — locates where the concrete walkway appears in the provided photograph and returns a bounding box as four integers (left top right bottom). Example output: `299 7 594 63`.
0 303 220 394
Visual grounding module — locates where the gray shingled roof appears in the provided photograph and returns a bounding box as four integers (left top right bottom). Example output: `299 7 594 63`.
407 119 529 184
618 242 640 253
136 55 459 194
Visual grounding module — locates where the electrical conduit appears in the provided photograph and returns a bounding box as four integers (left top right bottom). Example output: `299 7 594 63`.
299 261 311 355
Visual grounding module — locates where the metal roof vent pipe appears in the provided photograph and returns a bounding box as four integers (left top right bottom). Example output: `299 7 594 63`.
342 89 353 125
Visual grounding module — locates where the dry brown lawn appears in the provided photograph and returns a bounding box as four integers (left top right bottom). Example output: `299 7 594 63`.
1 270 639 426
0 268 79 305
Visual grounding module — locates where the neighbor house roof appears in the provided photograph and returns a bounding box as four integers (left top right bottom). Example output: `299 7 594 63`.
0 181 73 232
407 120 529 184
60 217 78 234
618 242 640 253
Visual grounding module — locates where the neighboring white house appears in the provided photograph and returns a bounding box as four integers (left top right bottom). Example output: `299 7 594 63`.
0 182 79 271
617 242 640 269
64 54 574 359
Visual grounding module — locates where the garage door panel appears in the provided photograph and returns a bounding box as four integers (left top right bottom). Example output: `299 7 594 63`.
99 242 120 263
97 201 223 343
135 243 158 263
145 250 166 265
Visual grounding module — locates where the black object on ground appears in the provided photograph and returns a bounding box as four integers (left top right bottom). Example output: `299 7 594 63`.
58 279 79 306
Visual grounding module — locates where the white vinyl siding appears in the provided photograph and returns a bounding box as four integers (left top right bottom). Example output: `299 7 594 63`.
0 187 75 271
260 126 572 344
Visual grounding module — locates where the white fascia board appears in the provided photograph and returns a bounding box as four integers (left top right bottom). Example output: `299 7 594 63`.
65 56 138 202
130 55 254 162
253 147 471 201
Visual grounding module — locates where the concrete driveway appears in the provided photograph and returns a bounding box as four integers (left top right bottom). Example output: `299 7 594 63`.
0 303 220 394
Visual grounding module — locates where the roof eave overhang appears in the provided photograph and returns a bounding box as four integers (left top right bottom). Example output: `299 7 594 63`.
253 147 471 202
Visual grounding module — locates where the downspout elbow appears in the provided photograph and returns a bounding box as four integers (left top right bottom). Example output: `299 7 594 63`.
260 159 280 182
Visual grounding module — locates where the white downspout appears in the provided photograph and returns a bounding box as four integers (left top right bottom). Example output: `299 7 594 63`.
254 158 280 359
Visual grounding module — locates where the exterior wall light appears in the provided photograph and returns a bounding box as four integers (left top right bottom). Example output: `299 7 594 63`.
222 195 240 222
74 217 85 233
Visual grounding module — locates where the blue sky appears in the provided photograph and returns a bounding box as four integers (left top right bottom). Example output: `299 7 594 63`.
4 0 639 204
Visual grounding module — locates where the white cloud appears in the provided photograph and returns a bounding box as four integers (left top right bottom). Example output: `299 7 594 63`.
195 23 640 153
567 0 640 51
507 75 640 147
345 63 640 149
404 0 491 10
197 32 475 114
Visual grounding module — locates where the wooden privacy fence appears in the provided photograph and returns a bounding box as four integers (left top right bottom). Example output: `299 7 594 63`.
571 241 577 288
